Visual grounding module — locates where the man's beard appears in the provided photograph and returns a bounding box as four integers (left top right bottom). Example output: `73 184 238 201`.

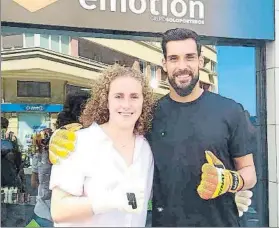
168 68 199 97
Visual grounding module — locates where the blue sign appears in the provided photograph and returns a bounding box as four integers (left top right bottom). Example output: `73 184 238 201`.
1 103 63 113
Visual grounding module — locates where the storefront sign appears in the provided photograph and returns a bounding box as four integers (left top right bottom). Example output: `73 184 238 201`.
1 0 275 40
24 105 45 112
1 103 63 113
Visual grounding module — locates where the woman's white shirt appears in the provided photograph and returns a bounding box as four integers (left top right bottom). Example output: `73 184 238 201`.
49 122 154 227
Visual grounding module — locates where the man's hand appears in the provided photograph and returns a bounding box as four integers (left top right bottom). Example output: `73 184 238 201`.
49 123 82 165
197 151 244 200
235 190 253 217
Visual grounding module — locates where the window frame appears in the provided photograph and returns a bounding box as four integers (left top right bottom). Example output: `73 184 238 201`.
17 81 51 98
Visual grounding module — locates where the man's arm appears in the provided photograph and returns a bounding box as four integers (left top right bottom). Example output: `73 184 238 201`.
234 154 257 190
197 103 257 200
229 104 257 190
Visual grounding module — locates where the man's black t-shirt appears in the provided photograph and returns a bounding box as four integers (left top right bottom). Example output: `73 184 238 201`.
147 91 251 227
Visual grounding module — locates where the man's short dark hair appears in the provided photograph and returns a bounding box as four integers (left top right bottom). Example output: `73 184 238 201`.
161 28 202 59
1 117 9 129
56 91 90 128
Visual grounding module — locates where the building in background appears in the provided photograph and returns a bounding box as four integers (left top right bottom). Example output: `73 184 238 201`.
1 33 106 150
78 38 218 94
1 33 217 150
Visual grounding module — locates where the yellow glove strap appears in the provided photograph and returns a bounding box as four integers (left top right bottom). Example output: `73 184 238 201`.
228 170 244 193
211 168 244 198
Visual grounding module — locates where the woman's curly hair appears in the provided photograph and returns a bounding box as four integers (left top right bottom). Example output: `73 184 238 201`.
80 64 155 135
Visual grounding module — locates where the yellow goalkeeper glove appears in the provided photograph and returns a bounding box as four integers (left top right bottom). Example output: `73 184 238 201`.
49 123 82 165
197 150 244 200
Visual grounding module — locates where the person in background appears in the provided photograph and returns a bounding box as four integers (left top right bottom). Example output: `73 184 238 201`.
1 117 22 176
55 91 90 129
1 117 29 227
31 128 54 227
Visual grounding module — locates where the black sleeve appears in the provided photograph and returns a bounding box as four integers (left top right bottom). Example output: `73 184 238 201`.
228 103 251 158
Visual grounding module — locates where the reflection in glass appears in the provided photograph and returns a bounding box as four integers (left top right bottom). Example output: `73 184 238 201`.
1 31 266 227
217 46 266 227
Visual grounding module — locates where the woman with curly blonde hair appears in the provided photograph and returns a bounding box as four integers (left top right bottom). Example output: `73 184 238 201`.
49 64 155 227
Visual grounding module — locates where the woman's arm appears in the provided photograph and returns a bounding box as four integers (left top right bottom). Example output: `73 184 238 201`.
51 181 147 223
31 172 39 189
51 187 94 223
49 130 92 223
50 130 150 224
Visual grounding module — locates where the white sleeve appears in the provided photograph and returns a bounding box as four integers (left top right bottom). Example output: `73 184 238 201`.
49 133 85 196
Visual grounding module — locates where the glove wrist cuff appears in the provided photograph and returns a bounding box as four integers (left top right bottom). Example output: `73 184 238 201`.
229 171 244 193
